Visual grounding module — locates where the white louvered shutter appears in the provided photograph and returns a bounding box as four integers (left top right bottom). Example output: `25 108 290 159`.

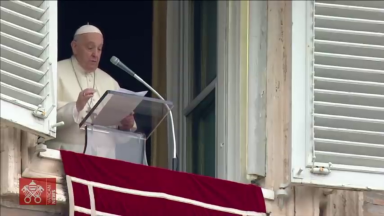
0 0 58 139
291 0 384 191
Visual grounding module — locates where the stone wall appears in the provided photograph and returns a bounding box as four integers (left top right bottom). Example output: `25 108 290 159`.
364 192 384 216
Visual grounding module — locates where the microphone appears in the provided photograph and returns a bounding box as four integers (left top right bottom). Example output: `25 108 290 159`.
110 56 135 77
110 56 178 171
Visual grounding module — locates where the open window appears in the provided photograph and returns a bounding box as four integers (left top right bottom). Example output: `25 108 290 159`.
0 0 58 140
166 1 268 181
291 0 384 190
183 0 219 178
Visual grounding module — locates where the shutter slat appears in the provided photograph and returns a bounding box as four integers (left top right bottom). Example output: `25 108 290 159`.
316 1 384 9
0 93 36 110
315 28 384 46
314 77 384 95
0 32 45 57
314 65 384 83
315 40 384 58
0 0 45 20
1 70 44 94
0 20 45 44
1 45 46 69
23 1 45 8
315 151 384 168
315 52 384 70
315 89 384 107
0 57 45 82
315 3 384 21
0 6 44 32
315 114 384 132
0 82 43 105
315 126 384 145
315 138 384 157
315 15 384 33
315 102 384 120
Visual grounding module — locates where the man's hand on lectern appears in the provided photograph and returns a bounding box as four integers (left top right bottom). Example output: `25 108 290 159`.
119 112 135 131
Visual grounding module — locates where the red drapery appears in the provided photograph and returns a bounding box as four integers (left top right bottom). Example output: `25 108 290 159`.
60 150 267 216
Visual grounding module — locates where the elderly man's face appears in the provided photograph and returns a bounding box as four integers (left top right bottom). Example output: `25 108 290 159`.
71 33 103 72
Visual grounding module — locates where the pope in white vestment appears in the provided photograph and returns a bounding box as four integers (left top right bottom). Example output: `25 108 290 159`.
47 24 137 154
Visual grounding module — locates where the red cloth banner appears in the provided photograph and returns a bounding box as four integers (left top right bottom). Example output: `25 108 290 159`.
60 150 267 216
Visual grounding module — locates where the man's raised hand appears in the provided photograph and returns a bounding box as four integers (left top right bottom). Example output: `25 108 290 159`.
76 88 95 112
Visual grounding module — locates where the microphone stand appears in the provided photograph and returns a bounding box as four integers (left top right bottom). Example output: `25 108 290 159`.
132 75 178 171
110 57 177 171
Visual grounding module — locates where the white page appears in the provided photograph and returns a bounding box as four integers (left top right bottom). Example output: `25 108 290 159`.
92 89 148 126
116 88 148 97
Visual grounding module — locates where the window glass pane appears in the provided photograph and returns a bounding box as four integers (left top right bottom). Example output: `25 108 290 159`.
192 1 218 98
187 91 216 177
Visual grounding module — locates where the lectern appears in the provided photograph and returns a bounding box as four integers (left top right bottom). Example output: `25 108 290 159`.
79 90 173 165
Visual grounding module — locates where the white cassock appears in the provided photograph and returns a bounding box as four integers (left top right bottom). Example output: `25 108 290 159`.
46 56 137 156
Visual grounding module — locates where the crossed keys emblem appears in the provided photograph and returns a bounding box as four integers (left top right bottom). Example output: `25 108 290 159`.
21 180 44 204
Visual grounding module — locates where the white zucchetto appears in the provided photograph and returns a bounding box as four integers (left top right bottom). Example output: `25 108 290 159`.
74 24 102 38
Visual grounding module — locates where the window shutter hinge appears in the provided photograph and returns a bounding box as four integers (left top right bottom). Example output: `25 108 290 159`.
308 148 332 175
32 105 55 119
32 105 46 118
310 162 332 175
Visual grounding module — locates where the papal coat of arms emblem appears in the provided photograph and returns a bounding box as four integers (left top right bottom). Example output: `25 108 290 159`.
19 178 56 205
21 180 45 204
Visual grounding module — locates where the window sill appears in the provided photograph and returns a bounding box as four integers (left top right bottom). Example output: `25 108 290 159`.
39 148 62 160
